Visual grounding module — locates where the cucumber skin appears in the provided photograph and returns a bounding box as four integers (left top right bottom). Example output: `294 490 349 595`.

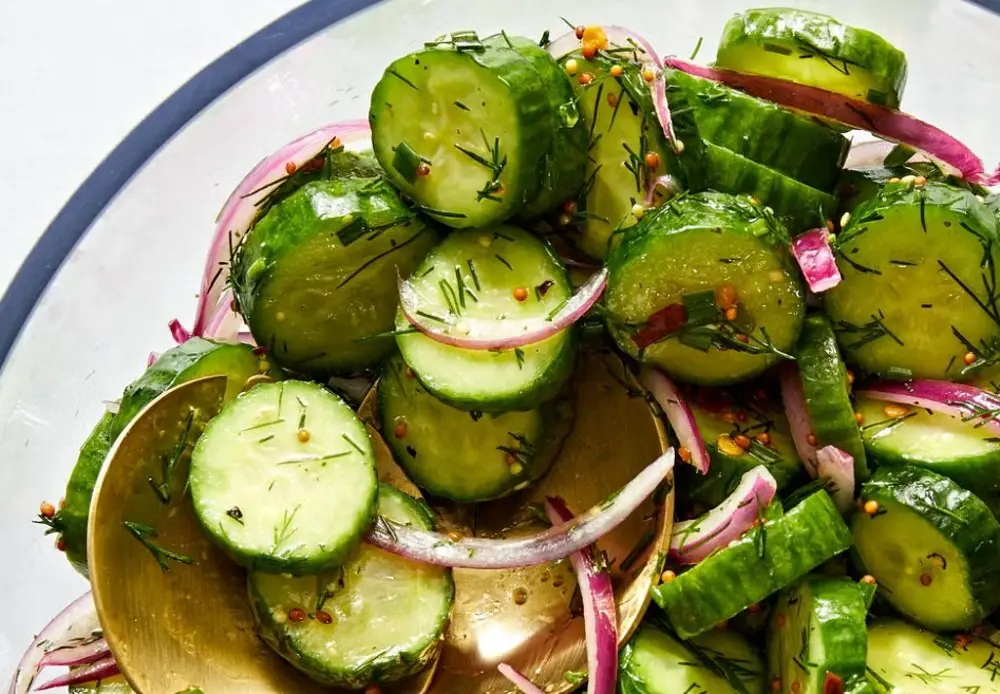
716 8 908 108
852 465 1000 629
653 491 852 639
836 163 989 217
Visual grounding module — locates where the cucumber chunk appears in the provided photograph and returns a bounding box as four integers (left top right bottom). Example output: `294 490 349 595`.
767 576 871 694
232 177 439 376
826 181 1000 380
851 465 1000 631
795 314 868 479
654 491 852 639
836 162 989 217
370 34 557 228
249 485 454 689
396 225 576 411
619 621 767 693
191 381 378 574
377 355 572 501
70 677 134 694
606 192 805 386
866 619 1000 693
666 68 848 192
716 8 908 108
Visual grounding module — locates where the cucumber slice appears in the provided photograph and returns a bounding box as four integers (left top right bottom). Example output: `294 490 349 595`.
370 33 556 228
825 181 1000 380
666 68 848 192
70 677 134 694
767 576 871 694
653 491 852 639
377 354 573 501
191 380 378 574
701 141 838 231
395 225 577 411
249 485 454 689
619 621 767 693
716 8 908 108
866 619 1000 693
851 465 1000 631
232 177 439 376
837 162 989 217
795 314 868 479
606 191 805 386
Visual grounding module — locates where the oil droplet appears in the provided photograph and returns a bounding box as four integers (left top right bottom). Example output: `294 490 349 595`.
512 587 529 605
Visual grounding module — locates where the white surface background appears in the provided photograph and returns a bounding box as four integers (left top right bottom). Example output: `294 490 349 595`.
0 0 304 295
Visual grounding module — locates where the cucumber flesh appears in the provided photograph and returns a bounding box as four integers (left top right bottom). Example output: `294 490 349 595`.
191 380 378 575
69 677 134 694
396 225 576 411
249 485 454 689
851 465 1000 631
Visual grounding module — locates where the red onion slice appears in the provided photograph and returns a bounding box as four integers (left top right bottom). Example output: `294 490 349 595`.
857 380 1000 435
38 636 109 668
497 664 546 694
641 367 710 474
202 289 245 342
664 58 1000 185
779 363 819 476
815 446 855 513
792 229 842 293
669 466 778 564
365 449 674 568
34 655 119 691
644 174 679 206
545 497 617 694
398 268 608 351
168 319 191 345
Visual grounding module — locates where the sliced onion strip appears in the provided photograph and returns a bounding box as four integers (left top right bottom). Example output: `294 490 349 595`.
792 229 842 293
857 380 1000 435
168 319 191 345
779 363 819 475
38 635 109 668
497 664 546 694
815 446 855 513
34 655 118 691
641 367 710 474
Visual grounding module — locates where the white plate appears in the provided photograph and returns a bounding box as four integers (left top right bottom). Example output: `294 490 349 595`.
3 0 1000 687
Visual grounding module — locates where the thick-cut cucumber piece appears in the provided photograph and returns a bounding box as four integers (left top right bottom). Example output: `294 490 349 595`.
825 181 1000 380
851 465 1000 630
701 141 838 231
666 68 848 191
396 226 576 411
377 355 571 501
606 192 805 386
370 33 556 228
654 491 852 639
250 484 454 689
232 177 439 376
716 8 908 108
191 381 378 574
619 621 767 693
795 314 868 479
866 619 1000 693
767 576 871 694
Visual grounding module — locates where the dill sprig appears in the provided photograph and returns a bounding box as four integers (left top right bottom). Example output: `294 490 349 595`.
147 411 195 505
124 521 195 572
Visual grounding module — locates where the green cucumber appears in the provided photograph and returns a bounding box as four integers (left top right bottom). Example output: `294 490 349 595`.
606 191 805 386
795 314 868 479
851 465 1000 631
716 8 908 108
191 380 378 575
653 491 852 639
377 355 572 501
370 33 557 228
866 619 1000 693
767 576 871 694
232 177 439 376
837 162 990 217
619 621 767 693
825 180 1000 380
70 677 134 694
666 67 849 191
249 484 454 689
396 225 577 411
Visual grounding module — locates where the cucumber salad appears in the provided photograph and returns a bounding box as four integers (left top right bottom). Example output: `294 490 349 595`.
13 7 1000 694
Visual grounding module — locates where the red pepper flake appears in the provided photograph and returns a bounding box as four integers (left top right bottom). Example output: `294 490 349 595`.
631 303 687 349
823 672 844 694
394 421 408 439
316 610 333 625
252 345 269 356
561 200 577 215
56 537 66 552
574 25 585 39
288 607 306 623
513 287 529 302
285 162 297 175
415 164 431 177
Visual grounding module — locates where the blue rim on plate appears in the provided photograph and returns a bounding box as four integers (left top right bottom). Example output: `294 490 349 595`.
1 0 997 372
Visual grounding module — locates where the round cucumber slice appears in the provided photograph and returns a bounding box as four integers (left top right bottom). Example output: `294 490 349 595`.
232 177 439 376
249 485 454 689
396 225 577 412
619 621 767 693
851 465 1000 631
715 8 908 108
825 180 1000 380
606 191 805 386
377 355 572 502
191 380 378 575
767 576 870 694
866 619 1000 693
795 314 868 479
